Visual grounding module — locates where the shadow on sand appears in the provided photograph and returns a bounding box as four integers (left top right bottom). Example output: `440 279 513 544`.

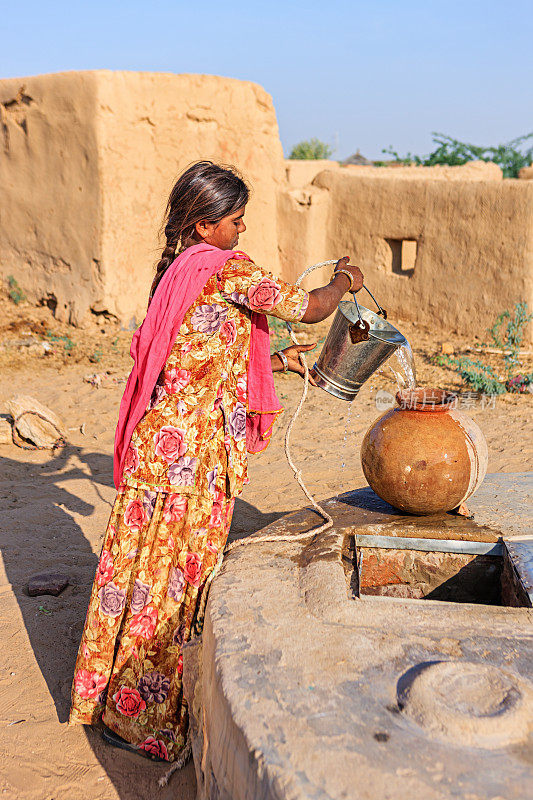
0 443 289 798
0 444 108 723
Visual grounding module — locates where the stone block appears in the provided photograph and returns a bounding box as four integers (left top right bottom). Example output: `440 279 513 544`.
27 572 69 596
195 473 533 799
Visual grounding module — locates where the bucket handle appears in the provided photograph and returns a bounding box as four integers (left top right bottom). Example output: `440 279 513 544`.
349 293 370 342
352 292 365 325
349 285 388 343
355 285 387 319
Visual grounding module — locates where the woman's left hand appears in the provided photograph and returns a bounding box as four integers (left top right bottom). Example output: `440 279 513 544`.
272 343 318 385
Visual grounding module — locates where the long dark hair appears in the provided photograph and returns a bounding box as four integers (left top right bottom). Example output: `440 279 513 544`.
151 161 250 298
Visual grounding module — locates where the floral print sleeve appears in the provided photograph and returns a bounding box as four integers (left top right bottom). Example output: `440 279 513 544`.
218 257 309 322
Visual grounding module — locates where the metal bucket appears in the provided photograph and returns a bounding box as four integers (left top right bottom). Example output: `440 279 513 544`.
310 301 407 401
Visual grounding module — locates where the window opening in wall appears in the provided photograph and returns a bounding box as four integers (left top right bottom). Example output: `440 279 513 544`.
386 239 417 276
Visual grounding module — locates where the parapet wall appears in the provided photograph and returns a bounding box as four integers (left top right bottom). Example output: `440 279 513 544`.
284 158 503 190
95 72 285 323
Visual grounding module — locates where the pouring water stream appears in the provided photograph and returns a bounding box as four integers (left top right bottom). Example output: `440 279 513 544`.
391 341 417 390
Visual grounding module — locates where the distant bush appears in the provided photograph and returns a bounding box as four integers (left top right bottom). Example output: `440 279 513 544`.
381 132 533 178
289 138 333 160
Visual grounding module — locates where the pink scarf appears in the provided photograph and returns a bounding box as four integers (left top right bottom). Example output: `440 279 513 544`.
113 243 283 489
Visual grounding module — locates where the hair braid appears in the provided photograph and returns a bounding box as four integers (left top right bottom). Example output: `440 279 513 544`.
149 224 178 301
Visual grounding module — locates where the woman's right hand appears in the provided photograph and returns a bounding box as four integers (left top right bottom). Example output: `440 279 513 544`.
301 255 365 323
334 256 364 293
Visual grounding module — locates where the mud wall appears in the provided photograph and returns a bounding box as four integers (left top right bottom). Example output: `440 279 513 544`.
0 73 103 325
283 158 502 190
94 71 285 323
280 169 533 340
0 71 285 325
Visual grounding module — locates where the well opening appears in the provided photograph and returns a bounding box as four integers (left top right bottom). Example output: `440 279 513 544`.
343 538 530 607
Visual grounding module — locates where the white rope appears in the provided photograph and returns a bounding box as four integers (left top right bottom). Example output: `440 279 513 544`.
227 260 339 551
157 735 192 787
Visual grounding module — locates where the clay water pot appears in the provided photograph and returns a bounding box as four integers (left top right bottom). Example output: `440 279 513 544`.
360 388 488 515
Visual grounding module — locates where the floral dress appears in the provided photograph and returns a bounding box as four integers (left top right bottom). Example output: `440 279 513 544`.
69 256 308 761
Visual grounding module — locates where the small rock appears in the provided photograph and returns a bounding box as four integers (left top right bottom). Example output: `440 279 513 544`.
27 342 48 356
27 572 69 597
84 373 102 388
441 342 455 355
0 417 12 444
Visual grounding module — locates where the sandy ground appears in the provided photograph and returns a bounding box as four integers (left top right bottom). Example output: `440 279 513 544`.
0 296 532 799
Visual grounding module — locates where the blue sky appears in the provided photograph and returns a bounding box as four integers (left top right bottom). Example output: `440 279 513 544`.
1 0 531 159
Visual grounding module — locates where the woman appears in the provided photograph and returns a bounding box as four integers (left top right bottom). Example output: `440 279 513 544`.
69 161 363 762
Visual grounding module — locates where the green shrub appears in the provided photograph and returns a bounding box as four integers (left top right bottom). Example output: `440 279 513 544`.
7 275 25 305
434 354 506 395
45 330 75 355
289 138 333 160
433 302 533 394
90 348 103 363
486 302 532 374
382 132 533 178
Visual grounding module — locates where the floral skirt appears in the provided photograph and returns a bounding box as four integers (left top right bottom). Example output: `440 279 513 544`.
69 483 234 762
